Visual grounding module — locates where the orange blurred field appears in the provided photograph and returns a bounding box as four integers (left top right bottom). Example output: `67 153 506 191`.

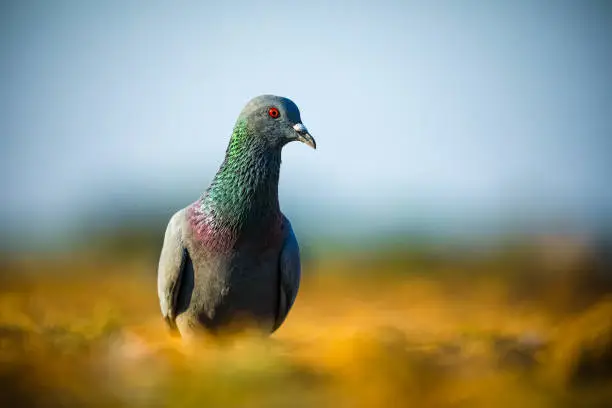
1 245 612 408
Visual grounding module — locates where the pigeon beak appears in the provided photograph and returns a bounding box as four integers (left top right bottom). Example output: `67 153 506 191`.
292 123 316 149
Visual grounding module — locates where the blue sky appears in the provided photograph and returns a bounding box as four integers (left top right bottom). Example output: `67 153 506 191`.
2 1 611 245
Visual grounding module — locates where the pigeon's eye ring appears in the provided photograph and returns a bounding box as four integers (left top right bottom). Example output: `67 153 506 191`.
268 107 280 119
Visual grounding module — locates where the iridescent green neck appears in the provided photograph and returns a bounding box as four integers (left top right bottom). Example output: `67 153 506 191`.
199 120 281 231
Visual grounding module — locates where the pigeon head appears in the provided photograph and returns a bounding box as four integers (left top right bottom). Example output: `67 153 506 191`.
237 95 316 150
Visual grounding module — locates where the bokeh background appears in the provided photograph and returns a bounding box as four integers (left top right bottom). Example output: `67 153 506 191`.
1 1 612 407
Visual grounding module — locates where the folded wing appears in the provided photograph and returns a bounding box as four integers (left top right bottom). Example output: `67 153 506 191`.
273 216 301 332
157 210 188 332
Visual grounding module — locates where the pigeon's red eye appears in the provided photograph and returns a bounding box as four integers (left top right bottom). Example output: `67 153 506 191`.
268 107 280 119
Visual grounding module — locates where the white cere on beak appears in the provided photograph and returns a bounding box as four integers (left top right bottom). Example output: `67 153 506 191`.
293 123 308 134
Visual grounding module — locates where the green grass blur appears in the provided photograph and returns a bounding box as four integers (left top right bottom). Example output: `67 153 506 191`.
1 230 611 407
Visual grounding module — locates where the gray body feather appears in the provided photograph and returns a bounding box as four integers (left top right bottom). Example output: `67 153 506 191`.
157 210 301 336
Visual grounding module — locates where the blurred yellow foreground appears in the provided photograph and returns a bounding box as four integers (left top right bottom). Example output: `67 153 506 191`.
1 238 612 407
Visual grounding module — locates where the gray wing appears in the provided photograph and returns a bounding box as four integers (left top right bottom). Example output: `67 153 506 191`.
157 209 188 332
273 216 301 332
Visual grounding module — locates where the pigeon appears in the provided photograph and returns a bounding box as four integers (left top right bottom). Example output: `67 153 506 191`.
157 95 316 337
